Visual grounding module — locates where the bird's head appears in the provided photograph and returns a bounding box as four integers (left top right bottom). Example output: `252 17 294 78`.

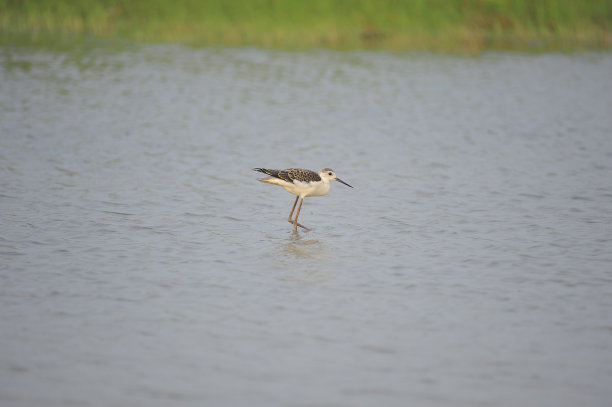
319 168 353 188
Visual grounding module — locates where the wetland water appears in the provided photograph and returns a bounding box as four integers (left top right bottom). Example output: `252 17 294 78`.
1 44 612 406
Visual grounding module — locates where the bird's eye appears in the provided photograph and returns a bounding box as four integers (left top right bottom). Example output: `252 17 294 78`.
328 172 332 175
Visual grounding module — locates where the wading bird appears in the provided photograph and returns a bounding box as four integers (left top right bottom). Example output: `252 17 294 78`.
253 167 353 231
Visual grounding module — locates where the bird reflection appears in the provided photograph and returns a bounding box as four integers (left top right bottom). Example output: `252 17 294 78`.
272 234 332 284
282 233 325 260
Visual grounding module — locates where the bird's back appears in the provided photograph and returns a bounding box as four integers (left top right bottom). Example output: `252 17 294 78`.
254 168 321 184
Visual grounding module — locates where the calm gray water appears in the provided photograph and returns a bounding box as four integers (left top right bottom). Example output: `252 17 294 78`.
1 44 612 406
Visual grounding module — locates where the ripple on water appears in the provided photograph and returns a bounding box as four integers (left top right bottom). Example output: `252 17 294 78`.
1 46 612 407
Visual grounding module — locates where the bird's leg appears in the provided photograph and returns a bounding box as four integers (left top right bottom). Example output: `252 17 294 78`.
287 196 299 223
287 196 309 231
293 198 310 231
287 196 310 230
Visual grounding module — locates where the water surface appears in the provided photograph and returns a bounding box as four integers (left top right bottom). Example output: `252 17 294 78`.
1 44 612 406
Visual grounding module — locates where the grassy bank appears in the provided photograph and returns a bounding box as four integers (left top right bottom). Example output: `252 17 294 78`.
1 0 611 51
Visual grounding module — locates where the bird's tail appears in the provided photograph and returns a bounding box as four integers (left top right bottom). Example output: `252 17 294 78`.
253 168 279 177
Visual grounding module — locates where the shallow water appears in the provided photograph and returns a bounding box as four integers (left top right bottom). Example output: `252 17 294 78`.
1 44 612 406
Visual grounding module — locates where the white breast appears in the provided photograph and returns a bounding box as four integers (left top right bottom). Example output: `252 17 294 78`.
283 180 330 198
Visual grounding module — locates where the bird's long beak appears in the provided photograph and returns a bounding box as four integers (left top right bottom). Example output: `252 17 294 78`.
336 178 353 188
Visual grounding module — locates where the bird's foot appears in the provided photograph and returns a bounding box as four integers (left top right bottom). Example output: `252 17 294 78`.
289 219 310 231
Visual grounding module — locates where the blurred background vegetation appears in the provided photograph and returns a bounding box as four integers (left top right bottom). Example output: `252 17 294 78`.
1 0 611 51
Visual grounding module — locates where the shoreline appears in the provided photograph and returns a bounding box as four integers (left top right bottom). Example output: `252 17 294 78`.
1 0 610 52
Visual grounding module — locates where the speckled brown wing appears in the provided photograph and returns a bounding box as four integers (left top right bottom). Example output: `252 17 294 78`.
281 168 321 183
254 168 321 183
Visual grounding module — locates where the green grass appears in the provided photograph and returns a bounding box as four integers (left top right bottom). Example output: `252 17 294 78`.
1 0 611 51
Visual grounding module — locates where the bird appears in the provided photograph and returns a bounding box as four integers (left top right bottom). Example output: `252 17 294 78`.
253 167 353 231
